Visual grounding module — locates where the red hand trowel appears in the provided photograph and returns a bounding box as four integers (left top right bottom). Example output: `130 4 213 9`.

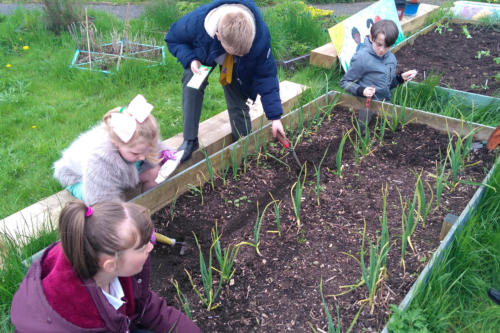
277 132 302 168
357 96 372 132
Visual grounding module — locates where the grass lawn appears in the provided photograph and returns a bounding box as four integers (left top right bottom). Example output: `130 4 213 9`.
0 1 338 219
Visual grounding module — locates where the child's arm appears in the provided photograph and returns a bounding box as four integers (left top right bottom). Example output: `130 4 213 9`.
252 45 283 122
164 16 201 69
139 290 201 333
390 69 417 89
340 54 367 97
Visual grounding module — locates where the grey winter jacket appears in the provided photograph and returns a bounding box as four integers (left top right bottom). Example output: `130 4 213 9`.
340 36 403 101
53 124 142 205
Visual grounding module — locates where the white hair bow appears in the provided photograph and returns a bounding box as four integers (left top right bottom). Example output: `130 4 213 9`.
110 94 153 143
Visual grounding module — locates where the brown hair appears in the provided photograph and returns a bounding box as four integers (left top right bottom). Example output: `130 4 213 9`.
103 107 160 162
59 200 153 279
370 19 399 47
218 11 255 56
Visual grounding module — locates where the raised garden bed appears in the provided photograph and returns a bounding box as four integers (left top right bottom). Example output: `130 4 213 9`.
395 21 500 97
148 97 495 331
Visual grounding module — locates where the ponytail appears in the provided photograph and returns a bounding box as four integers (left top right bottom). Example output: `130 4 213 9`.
59 201 97 278
58 200 153 279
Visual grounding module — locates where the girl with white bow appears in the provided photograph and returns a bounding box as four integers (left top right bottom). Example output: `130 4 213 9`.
53 94 178 206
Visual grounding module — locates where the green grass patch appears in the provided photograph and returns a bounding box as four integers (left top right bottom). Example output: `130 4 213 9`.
0 2 340 219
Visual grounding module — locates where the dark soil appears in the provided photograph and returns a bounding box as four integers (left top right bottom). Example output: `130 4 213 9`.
396 22 500 97
150 105 494 332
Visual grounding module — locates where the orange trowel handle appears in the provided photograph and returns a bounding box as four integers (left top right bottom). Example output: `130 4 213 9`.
487 124 500 151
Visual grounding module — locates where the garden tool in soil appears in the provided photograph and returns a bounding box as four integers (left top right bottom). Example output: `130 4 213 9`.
277 132 302 168
487 124 500 151
357 96 373 134
151 232 189 255
155 149 184 183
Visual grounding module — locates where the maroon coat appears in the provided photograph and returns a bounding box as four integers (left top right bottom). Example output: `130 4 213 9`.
10 243 200 333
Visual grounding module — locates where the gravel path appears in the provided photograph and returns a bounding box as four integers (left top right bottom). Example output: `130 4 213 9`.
0 1 449 20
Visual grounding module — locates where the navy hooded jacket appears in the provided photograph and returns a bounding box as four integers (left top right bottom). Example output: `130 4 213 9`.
165 0 283 120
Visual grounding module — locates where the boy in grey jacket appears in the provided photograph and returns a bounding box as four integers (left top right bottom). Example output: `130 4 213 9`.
340 20 417 127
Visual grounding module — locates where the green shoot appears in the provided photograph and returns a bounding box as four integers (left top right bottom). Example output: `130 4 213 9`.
253 119 264 167
265 152 291 173
379 184 390 276
320 277 341 333
414 171 434 228
399 188 418 271
475 50 490 59
268 193 282 236
432 159 449 208
376 113 386 145
313 145 330 205
445 128 474 185
462 25 472 39
201 147 215 190
171 279 192 320
211 222 239 284
384 103 413 133
230 144 242 180
186 181 204 206
185 233 222 311
242 135 251 174
290 164 307 230
237 200 276 256
219 149 230 186
349 115 376 163
359 219 390 313
329 129 351 178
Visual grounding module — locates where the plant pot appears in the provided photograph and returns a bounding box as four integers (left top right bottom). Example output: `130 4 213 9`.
404 1 420 17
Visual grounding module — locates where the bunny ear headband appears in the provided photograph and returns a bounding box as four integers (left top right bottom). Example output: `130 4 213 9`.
109 94 153 143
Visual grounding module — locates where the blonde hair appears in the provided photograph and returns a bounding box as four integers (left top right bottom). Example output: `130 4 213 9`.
218 11 255 56
103 107 160 162
59 200 153 279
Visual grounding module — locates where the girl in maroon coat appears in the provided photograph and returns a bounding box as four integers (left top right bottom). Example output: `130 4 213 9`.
10 201 200 333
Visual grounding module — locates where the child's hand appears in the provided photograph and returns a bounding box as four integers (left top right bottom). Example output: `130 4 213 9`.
363 87 376 98
402 69 418 81
190 60 202 75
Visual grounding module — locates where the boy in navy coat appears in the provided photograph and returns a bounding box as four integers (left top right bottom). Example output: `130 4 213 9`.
165 0 286 162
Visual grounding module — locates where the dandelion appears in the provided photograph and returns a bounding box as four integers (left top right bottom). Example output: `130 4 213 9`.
32 125 37 129
6 64 11 68
23 46 29 51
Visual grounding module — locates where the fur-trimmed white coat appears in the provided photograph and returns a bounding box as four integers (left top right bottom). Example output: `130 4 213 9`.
53 124 142 205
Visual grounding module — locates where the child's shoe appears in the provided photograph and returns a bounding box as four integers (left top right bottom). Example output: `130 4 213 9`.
178 138 199 163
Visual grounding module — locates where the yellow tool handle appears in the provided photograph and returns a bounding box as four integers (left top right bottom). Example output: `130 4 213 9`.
154 232 176 246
